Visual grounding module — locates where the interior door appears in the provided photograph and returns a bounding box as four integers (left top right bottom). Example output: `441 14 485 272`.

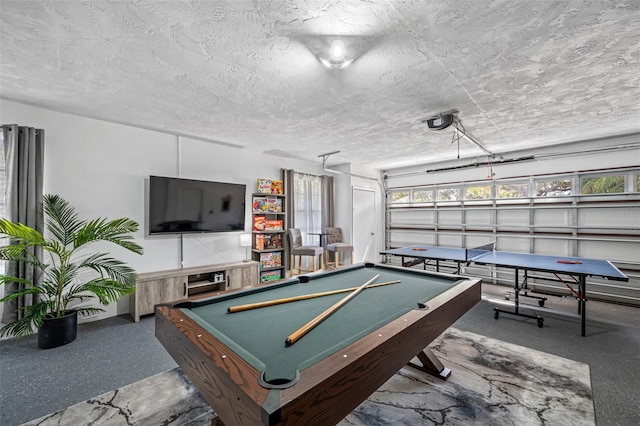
352 187 376 263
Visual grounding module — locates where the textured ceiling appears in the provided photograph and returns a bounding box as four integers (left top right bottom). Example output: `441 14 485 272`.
1 0 639 170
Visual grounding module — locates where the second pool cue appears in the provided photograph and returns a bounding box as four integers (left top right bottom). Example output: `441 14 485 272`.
284 274 380 347
227 279 401 313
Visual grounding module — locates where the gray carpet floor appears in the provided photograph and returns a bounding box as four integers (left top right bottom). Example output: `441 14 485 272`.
1 283 639 426
22 328 597 426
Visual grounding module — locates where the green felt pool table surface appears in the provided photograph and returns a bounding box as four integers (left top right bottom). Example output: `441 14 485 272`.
156 263 481 425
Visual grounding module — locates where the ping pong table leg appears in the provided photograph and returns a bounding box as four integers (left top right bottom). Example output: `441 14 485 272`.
580 277 586 337
493 267 544 328
519 270 547 307
514 268 520 314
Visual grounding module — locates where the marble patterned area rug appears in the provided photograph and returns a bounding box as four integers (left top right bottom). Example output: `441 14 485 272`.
23 328 594 426
340 328 595 426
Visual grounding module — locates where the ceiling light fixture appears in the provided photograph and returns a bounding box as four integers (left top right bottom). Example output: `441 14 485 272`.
297 35 378 70
320 39 353 69
330 40 346 62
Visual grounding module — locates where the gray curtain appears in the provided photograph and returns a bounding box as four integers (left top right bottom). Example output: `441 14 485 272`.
282 169 295 230
321 175 334 263
1 124 45 324
282 169 295 271
321 175 334 230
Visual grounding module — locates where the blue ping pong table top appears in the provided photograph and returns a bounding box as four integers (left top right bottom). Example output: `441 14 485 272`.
380 245 468 262
381 245 628 281
471 250 628 281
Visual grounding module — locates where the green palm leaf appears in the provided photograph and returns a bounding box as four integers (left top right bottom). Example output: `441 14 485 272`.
78 253 137 285
75 218 143 254
0 301 54 339
0 219 45 247
0 283 44 303
77 278 136 304
74 307 106 316
43 194 84 245
0 244 47 269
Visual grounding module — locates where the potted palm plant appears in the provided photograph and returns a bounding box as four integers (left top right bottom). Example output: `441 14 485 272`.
0 194 143 348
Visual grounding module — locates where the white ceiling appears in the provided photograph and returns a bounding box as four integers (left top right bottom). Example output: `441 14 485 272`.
1 1 639 170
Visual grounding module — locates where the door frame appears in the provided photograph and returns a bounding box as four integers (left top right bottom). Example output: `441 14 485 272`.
351 186 377 263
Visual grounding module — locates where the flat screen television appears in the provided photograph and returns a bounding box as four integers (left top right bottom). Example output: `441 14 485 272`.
148 176 246 234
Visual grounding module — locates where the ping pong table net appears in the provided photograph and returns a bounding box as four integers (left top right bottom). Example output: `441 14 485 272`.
465 242 496 261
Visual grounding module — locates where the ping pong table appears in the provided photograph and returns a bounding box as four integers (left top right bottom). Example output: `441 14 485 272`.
380 243 629 336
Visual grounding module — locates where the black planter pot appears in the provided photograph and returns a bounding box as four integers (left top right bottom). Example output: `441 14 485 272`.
37 310 78 349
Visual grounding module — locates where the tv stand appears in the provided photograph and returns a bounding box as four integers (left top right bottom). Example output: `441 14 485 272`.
130 261 259 322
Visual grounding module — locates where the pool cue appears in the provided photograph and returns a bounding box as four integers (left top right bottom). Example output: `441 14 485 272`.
227 279 401 313
284 274 380 347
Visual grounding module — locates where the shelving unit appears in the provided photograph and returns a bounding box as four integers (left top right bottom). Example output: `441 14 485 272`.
187 270 227 296
130 261 259 322
251 192 286 283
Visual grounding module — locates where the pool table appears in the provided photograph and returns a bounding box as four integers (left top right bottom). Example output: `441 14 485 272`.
155 263 481 425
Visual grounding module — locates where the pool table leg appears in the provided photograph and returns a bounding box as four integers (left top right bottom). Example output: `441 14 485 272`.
407 348 452 380
211 415 225 425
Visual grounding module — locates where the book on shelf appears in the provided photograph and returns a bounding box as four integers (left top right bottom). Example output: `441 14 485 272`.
253 216 283 231
253 216 266 231
270 180 283 194
255 234 265 250
255 233 282 250
260 270 282 283
256 179 284 195
257 179 273 194
252 196 282 213
264 219 283 231
260 251 282 268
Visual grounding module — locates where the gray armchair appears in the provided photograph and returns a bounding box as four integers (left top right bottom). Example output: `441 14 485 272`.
287 228 324 275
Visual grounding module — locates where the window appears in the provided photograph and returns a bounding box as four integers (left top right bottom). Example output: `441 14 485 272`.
465 185 491 200
412 189 433 202
636 173 640 192
437 187 460 201
389 190 409 203
535 179 571 197
293 172 322 245
498 182 529 198
581 175 624 194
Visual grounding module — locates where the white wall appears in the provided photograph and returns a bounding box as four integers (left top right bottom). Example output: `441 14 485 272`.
0 99 326 322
